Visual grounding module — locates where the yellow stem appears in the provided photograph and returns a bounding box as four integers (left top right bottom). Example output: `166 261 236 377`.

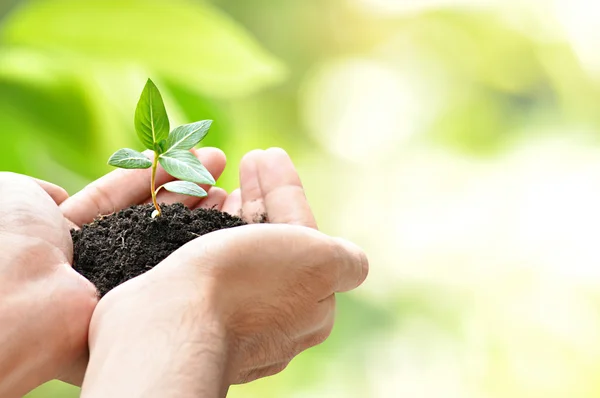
151 154 161 216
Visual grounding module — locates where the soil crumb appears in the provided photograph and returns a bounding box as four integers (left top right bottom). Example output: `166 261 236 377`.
71 203 247 297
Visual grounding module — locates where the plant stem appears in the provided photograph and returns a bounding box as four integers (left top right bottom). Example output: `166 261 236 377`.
151 152 161 216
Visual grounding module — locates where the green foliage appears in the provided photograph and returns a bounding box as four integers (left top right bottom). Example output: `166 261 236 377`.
158 150 215 185
107 148 152 169
134 79 170 150
0 0 285 194
166 121 213 153
108 79 215 215
162 181 208 198
1 0 286 98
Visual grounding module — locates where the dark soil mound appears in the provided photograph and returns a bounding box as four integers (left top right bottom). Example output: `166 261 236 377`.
71 203 247 297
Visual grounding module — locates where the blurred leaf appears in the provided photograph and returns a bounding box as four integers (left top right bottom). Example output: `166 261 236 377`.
162 181 208 197
135 79 170 149
107 148 152 169
25 381 79 398
166 120 212 152
1 0 287 98
0 76 107 190
159 150 215 184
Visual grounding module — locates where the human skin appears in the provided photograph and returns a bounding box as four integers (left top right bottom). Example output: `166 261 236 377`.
0 148 229 396
0 173 97 398
81 224 367 398
0 147 368 397
79 149 368 397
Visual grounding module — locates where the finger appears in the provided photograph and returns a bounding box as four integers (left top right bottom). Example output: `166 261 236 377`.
168 223 367 295
240 149 267 222
152 149 227 208
221 188 241 216
60 148 226 226
241 147 317 228
192 187 228 211
32 178 80 230
64 218 80 231
259 148 316 228
0 173 72 258
33 178 69 205
329 238 369 293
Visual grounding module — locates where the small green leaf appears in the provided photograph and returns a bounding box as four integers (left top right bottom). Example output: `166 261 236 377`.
134 79 170 150
159 150 215 185
162 181 208 198
165 120 212 152
107 148 152 169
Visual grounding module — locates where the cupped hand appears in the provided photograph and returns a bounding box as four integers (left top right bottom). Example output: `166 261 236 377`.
0 173 97 397
212 147 318 228
81 148 369 397
164 224 368 383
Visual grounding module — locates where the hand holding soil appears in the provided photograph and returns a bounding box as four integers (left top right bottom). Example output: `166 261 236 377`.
0 173 97 397
0 78 369 397
80 147 368 397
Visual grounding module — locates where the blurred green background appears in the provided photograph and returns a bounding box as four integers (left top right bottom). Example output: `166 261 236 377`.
2 0 598 396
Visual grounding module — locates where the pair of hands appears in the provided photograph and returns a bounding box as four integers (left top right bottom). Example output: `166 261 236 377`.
0 148 368 397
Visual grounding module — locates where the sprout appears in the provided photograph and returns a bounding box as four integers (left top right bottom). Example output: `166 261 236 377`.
108 79 215 217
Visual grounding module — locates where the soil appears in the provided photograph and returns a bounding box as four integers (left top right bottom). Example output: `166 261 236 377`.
71 203 248 297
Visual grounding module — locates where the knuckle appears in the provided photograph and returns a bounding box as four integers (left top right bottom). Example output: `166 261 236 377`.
304 328 333 351
264 361 290 378
86 183 116 215
50 185 69 204
236 361 291 384
315 326 334 346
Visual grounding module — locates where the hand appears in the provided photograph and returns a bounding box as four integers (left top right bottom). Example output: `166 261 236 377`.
0 146 250 396
0 173 97 398
80 148 369 397
191 147 318 228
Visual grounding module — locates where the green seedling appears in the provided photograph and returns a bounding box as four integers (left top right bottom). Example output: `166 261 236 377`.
108 79 215 218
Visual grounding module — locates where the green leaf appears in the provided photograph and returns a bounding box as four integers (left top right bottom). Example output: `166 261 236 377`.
165 120 212 152
1 0 287 98
134 79 170 150
158 150 215 185
162 181 208 198
107 148 152 169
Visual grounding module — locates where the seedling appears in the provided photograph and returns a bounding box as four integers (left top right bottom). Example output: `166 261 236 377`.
108 79 215 218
